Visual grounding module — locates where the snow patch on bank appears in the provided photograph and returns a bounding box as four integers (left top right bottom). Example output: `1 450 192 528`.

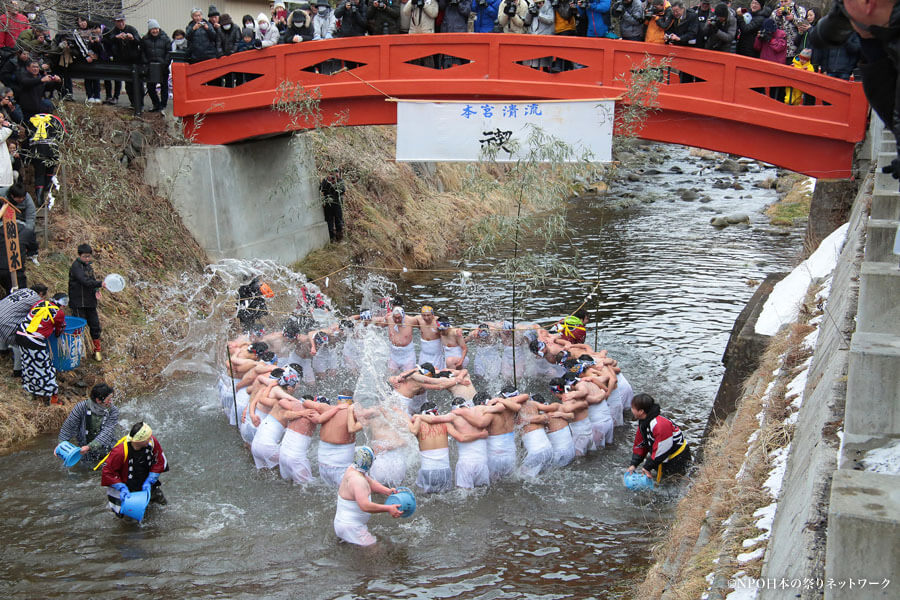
862 440 900 475
755 223 848 336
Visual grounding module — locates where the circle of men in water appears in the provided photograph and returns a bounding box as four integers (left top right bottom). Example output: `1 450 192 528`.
219 283 634 500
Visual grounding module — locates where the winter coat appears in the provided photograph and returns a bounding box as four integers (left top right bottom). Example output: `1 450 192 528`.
15 69 50 117
105 24 143 64
754 28 787 65
368 0 402 35
668 10 698 46
335 1 369 37
255 14 281 48
736 7 771 57
186 19 219 61
101 435 168 492
0 219 35 279
497 0 529 34
403 0 440 33
0 56 29 90
234 38 262 52
704 11 736 52
312 10 338 40
218 24 242 55
619 0 645 41
820 32 860 79
771 2 805 60
644 3 673 44
141 31 170 64
582 0 611 38
12 192 36 232
630 403 687 472
68 257 103 309
785 56 815 105
525 2 555 35
439 0 472 33
471 0 502 33
689 6 713 48
279 11 314 43
0 12 29 48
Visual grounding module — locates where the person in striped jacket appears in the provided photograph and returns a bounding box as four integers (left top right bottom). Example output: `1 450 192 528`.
58 383 119 464
628 393 691 482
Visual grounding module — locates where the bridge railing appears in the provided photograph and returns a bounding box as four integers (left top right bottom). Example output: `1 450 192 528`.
172 34 867 176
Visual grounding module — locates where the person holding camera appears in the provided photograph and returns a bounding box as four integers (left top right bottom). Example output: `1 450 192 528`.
16 59 58 118
368 0 402 35
497 0 529 33
472 0 502 32
335 0 369 37
185 8 219 62
524 0 555 68
613 0 645 41
771 0 805 63
580 0 612 37
403 0 440 33
754 17 787 78
279 8 314 43
704 2 736 52
142 20 170 113
440 0 473 33
735 0 772 57
689 0 713 48
664 0 697 46
643 0 673 43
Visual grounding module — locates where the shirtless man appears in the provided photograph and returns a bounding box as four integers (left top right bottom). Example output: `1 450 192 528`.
437 316 468 370
465 323 501 379
249 366 303 469
533 393 576 467
511 394 558 478
376 306 416 373
237 352 282 443
414 305 445 370
349 402 409 488
548 374 593 456
310 327 340 379
278 394 343 484
563 369 614 449
389 363 459 415
311 391 358 487
454 387 528 483
333 446 402 546
574 353 628 429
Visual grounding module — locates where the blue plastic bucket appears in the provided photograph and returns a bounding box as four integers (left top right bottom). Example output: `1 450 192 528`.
120 490 150 522
385 486 416 518
54 441 81 467
48 316 87 372
623 471 655 492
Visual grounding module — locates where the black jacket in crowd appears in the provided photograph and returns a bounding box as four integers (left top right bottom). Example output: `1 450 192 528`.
68 258 103 309
218 24 242 55
15 68 50 116
141 30 171 64
669 10 699 46
104 25 143 64
335 1 369 37
736 6 772 57
368 1 401 35
279 12 315 43
186 19 220 62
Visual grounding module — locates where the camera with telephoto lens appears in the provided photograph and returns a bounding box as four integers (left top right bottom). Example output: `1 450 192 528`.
612 1 624 18
529 3 539 14
504 1 519 15
415 0 424 6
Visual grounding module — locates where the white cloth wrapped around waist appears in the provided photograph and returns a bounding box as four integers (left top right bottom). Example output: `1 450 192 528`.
280 428 312 455
588 401 613 423
419 447 450 470
487 431 516 456
318 440 355 467
457 437 488 463
254 415 285 445
443 345 462 358
419 338 443 360
522 428 552 453
334 495 371 526
390 342 416 359
570 418 592 436
547 426 574 447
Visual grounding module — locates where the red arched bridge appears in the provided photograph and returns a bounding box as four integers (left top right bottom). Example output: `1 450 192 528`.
172 33 868 178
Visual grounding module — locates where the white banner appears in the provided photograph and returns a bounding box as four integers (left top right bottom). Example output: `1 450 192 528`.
395 100 614 163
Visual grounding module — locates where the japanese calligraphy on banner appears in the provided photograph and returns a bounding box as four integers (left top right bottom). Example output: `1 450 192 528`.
395 100 614 163
2 201 21 275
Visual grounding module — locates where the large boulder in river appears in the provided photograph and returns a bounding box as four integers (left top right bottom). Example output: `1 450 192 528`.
725 213 750 224
710 216 729 227
680 189 699 201
716 159 749 173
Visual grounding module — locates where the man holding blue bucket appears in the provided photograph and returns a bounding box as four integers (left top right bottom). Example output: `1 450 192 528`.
99 421 169 518
58 383 119 465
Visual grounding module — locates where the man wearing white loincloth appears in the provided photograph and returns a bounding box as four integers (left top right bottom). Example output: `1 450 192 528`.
548 374 593 456
278 394 342 484
310 391 358 487
510 394 559 478
375 306 417 373
444 394 492 488
349 402 410 488
389 363 459 415
237 352 280 445
333 446 403 546
454 386 527 483
408 402 458 494
533 392 577 467
414 305 445 370
437 316 468 370
249 365 302 469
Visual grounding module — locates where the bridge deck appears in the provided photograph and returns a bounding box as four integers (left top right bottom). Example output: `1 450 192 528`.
172 34 868 178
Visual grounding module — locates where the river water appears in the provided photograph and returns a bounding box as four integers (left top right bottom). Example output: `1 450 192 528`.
0 144 804 599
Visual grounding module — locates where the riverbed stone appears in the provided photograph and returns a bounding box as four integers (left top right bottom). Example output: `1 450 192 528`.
717 158 749 173
726 213 750 224
710 216 729 227
713 180 730 189
680 189 699 201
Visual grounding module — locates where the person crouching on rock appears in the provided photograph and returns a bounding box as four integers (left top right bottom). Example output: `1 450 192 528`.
627 393 692 483
99 421 169 517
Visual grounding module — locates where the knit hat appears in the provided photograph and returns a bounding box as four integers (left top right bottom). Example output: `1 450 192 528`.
208 5 220 17
147 18 160 29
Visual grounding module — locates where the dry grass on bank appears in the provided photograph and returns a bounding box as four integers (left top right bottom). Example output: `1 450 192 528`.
766 173 813 227
635 316 816 599
0 104 208 451
295 126 538 280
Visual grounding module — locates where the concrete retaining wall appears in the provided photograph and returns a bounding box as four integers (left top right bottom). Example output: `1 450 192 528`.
759 117 900 600
145 135 330 264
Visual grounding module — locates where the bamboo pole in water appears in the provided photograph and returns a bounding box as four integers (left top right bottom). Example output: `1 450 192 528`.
509 166 525 390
